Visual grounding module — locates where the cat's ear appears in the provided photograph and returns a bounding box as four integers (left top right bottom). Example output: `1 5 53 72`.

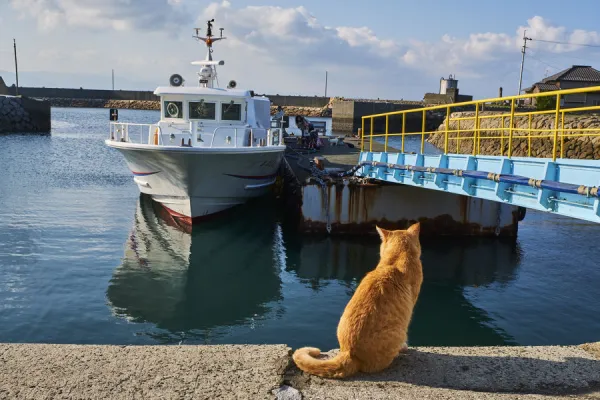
376 226 390 242
407 222 420 236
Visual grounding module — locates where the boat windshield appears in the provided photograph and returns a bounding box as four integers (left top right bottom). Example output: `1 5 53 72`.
222 101 242 121
189 100 216 120
164 100 183 119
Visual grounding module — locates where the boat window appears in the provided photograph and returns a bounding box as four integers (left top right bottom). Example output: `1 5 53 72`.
222 102 242 121
164 101 183 119
189 100 216 120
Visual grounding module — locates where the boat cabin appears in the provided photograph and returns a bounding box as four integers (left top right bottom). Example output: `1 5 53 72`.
108 19 283 150
153 86 272 148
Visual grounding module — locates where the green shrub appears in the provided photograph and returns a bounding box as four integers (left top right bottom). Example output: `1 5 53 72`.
536 95 557 111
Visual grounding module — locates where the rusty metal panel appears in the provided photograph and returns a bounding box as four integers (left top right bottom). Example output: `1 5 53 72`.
300 180 519 236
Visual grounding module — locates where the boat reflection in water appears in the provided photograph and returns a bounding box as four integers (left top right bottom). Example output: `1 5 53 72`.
107 193 524 347
106 194 283 341
283 235 522 346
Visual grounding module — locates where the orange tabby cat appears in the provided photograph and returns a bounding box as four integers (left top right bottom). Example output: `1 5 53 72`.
293 223 423 379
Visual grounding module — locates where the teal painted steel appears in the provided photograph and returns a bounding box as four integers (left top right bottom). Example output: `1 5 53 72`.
357 151 600 223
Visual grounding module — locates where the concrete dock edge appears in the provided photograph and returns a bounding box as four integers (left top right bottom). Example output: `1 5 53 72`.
1 343 600 399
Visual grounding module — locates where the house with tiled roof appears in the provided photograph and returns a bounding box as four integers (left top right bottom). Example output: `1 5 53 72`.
523 65 600 107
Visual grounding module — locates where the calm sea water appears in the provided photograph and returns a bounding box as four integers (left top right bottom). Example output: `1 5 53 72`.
0 107 599 349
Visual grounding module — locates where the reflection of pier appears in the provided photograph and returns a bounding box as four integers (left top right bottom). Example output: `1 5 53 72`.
283 233 521 345
106 194 283 337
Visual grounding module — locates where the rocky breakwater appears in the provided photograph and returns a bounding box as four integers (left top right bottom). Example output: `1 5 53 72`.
38 97 327 117
37 97 160 110
427 111 600 159
0 96 50 133
270 105 331 118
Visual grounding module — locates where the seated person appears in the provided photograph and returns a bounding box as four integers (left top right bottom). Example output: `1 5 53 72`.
295 115 319 150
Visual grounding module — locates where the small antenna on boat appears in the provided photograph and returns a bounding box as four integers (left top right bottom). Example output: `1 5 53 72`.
191 19 226 89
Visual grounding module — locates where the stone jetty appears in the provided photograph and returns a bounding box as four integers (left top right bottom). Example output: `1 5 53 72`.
0 95 51 134
0 342 599 399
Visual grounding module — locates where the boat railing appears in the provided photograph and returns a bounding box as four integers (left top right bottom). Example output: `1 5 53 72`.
109 122 282 148
110 122 164 145
210 126 240 147
209 127 281 148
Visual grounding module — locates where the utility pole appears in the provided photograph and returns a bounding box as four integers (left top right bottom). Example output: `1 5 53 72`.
325 71 328 97
517 30 532 96
112 69 115 90
13 38 19 96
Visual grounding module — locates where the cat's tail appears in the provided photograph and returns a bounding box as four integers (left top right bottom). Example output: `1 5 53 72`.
292 347 360 379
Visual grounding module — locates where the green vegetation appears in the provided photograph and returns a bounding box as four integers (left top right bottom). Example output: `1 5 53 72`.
536 95 557 111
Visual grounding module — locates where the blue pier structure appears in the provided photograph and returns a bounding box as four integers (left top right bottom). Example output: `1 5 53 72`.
355 86 600 223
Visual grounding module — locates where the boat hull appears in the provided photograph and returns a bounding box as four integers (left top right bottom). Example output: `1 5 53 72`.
106 142 285 222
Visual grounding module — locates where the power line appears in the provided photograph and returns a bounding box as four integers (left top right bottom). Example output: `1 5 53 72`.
527 52 561 70
528 48 600 64
531 38 600 49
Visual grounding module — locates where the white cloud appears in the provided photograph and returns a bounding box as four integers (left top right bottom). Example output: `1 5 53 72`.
9 0 189 31
396 16 600 78
518 16 600 53
195 1 403 69
5 1 600 99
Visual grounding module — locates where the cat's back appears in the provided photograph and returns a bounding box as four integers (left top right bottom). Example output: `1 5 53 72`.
336 265 414 356
339 264 414 330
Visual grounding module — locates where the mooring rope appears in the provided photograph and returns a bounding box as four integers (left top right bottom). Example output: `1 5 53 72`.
286 145 332 233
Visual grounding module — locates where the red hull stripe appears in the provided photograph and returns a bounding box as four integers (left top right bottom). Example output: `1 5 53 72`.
224 173 277 180
132 171 160 176
159 203 236 225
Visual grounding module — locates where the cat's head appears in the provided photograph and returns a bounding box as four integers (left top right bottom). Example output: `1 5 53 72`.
375 223 421 258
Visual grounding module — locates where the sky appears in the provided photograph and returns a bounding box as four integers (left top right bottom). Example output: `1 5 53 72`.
1 0 600 100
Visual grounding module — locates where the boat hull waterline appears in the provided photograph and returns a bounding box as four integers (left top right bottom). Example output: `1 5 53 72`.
107 142 285 223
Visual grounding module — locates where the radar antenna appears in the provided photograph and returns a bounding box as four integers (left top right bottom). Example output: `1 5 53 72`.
191 19 227 88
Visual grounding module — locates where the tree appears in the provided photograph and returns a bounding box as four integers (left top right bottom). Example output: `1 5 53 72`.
536 95 557 111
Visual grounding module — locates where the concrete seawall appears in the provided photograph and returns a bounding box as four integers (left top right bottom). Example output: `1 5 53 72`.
5 85 331 108
0 96 51 134
332 99 427 134
1 343 599 399
39 97 331 118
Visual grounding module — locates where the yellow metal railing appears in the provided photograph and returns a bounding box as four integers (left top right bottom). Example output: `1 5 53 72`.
360 85 600 161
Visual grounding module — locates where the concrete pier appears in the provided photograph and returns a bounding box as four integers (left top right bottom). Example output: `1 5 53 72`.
1 343 599 399
283 137 521 236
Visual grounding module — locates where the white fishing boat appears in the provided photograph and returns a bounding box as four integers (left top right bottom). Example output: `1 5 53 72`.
105 19 286 223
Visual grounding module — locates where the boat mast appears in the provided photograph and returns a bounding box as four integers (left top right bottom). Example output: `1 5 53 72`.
193 19 226 88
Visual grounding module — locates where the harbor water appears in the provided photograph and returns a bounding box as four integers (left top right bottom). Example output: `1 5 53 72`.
0 107 599 349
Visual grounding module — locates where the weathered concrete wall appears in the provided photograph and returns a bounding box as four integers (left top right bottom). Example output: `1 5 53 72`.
37 97 329 117
4 85 331 108
7 86 158 101
0 96 51 133
428 111 600 159
299 179 521 236
332 100 425 134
